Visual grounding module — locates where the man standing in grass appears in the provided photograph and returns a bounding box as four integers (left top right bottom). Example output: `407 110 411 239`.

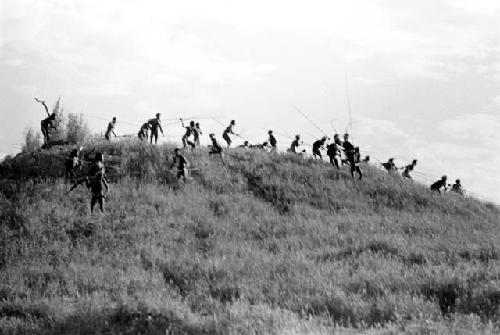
68 152 109 213
349 147 363 180
170 148 190 181
288 135 302 154
65 147 81 181
105 117 117 141
147 113 164 144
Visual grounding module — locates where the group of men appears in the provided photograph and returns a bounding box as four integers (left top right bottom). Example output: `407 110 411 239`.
36 97 466 212
138 113 164 144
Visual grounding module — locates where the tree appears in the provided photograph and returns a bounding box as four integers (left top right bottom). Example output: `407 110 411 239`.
49 96 66 142
66 113 89 144
23 127 42 152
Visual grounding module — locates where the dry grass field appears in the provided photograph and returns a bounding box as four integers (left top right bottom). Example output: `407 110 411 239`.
1 140 499 334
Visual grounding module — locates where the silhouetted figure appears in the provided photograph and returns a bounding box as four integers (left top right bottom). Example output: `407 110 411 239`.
250 142 269 150
41 113 57 145
209 133 225 164
170 148 189 181
430 175 448 194
238 141 250 148
222 120 237 148
288 135 303 154
451 179 464 196
349 147 363 180
363 155 370 163
147 113 164 144
342 133 355 167
402 159 417 179
327 134 343 169
382 158 397 173
69 152 109 213
105 117 117 141
268 130 277 152
180 119 196 149
65 148 81 181
312 136 328 159
138 122 150 141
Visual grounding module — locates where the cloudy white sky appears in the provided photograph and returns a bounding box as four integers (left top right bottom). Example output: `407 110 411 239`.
1 0 499 203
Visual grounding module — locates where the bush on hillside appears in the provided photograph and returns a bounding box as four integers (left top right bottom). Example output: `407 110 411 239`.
22 127 41 152
66 113 89 145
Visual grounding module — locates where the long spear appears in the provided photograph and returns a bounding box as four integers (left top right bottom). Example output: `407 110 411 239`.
295 107 328 137
345 72 353 135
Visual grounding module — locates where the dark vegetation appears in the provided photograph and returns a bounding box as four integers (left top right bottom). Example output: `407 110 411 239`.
0 139 499 334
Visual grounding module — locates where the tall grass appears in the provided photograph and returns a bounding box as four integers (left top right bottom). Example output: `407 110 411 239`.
0 140 499 334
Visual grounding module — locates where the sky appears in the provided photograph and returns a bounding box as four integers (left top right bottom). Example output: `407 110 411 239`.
1 0 499 203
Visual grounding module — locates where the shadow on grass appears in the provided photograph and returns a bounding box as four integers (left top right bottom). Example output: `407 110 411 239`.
1 304 217 335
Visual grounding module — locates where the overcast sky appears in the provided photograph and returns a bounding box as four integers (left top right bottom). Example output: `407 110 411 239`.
1 0 499 203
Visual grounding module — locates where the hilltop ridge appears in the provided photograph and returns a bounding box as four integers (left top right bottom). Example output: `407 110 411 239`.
1 140 499 334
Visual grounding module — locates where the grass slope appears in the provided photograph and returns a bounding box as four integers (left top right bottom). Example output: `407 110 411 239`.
1 140 499 334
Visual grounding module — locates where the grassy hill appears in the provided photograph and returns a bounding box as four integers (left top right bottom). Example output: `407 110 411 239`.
1 140 499 334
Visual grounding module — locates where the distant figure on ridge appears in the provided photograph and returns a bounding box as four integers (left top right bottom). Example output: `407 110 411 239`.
451 179 464 196
363 155 370 163
170 148 190 181
238 141 250 149
327 134 343 169
68 152 109 213
382 158 397 174
147 113 164 144
268 130 277 152
312 136 328 160
222 120 237 148
402 159 417 179
250 142 269 151
430 175 448 194
209 133 225 164
40 112 57 145
288 135 303 154
342 133 355 165
105 117 117 141
349 147 363 180
180 119 196 149
138 122 150 141
36 98 59 145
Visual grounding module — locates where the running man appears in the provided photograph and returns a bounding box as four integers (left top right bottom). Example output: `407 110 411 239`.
222 120 237 148
312 136 328 159
180 119 196 149
170 148 190 181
